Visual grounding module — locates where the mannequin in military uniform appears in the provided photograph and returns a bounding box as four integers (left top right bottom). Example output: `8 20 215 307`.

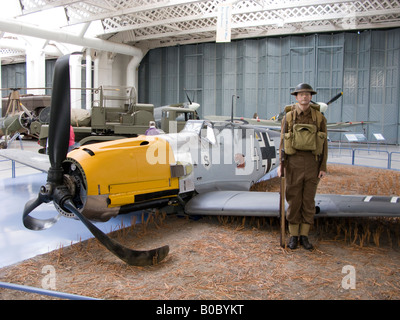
277 83 328 250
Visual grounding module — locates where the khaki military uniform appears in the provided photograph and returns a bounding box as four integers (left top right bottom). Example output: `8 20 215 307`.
279 103 328 226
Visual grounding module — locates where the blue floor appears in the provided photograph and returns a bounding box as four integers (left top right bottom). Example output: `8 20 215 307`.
0 172 137 268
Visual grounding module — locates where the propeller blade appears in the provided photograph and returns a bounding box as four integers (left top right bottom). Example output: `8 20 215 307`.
21 54 72 231
327 91 343 105
47 54 71 182
185 89 192 105
22 54 170 266
23 192 61 231
63 199 169 266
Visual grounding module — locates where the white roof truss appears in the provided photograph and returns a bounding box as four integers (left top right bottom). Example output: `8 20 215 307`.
15 0 400 49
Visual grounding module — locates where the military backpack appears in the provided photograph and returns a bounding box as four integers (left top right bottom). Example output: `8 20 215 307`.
283 103 327 156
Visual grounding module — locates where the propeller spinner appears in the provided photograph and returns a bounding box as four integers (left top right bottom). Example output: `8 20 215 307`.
22 54 169 266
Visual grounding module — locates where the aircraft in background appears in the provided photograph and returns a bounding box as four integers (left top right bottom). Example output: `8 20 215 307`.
1 55 398 267
269 92 343 121
205 92 374 132
153 91 200 133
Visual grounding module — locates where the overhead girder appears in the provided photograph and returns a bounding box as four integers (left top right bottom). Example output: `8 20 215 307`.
16 0 400 49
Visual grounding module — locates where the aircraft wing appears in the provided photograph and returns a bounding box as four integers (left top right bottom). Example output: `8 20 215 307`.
315 194 400 217
185 191 400 218
205 115 372 132
185 191 280 217
326 121 375 130
0 149 50 173
204 115 280 127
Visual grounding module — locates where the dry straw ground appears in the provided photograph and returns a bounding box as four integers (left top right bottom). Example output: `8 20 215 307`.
1 164 399 300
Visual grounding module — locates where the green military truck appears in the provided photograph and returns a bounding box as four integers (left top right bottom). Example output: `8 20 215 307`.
32 86 197 153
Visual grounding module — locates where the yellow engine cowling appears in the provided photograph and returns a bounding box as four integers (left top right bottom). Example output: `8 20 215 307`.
66 135 180 221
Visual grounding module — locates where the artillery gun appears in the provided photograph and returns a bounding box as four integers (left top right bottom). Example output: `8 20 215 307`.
0 89 50 148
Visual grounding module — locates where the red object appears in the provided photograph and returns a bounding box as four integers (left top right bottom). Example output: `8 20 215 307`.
69 126 75 146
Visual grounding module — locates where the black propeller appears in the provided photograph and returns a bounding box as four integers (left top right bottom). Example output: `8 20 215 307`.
22 54 169 266
184 89 193 105
311 91 343 106
326 91 343 105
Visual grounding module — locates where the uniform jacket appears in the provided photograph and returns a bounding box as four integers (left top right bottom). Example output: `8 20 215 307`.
279 103 328 172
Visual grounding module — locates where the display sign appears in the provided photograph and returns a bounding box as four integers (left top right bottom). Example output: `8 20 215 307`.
216 3 232 42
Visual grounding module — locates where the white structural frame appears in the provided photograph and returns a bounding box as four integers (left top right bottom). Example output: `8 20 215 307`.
14 0 400 49
0 0 399 109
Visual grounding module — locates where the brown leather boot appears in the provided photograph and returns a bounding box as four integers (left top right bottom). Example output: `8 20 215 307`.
287 236 298 249
300 236 314 250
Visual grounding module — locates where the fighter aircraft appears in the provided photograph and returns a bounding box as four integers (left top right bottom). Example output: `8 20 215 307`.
1 55 399 267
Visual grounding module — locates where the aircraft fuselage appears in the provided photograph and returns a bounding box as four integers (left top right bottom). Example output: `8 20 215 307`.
63 120 279 221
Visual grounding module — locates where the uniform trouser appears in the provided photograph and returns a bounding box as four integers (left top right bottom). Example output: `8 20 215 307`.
285 151 320 225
